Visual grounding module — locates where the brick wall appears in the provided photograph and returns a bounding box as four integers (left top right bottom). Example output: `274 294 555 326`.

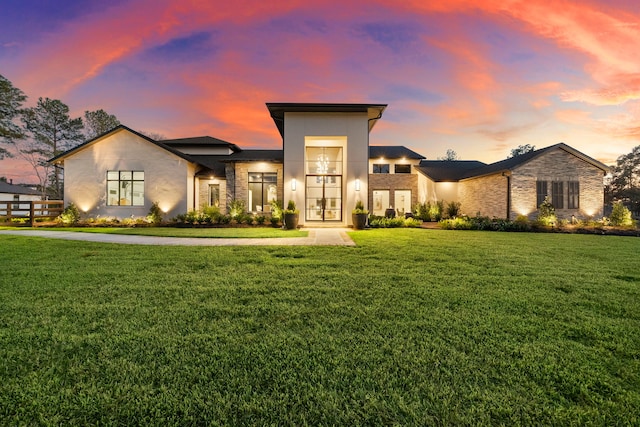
510 149 605 220
368 173 418 211
459 174 509 218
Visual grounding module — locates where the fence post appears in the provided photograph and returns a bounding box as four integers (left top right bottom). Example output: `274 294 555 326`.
6 201 12 220
30 201 35 226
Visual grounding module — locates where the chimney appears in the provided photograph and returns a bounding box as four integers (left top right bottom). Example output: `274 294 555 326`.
9 179 12 185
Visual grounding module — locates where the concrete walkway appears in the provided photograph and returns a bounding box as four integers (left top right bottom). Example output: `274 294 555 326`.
0 228 356 246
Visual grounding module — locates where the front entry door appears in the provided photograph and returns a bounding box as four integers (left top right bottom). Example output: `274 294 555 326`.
305 175 342 221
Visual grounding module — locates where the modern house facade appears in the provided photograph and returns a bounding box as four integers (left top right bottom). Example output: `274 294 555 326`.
50 103 610 226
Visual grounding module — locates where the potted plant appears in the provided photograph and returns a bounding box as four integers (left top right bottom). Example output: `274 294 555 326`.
352 200 369 229
283 200 299 229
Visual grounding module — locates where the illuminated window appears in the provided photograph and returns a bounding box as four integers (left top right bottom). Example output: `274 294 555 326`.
107 171 144 206
373 164 389 174
394 164 411 174
567 181 579 209
248 172 277 212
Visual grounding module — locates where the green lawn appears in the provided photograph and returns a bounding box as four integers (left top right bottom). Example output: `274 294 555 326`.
1 229 638 425
1 226 308 238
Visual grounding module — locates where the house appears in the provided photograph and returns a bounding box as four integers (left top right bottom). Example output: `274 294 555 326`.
417 144 610 219
50 103 609 225
0 181 42 215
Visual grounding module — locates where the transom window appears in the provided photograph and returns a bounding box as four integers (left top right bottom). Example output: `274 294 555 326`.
394 164 411 174
107 171 144 206
248 172 277 212
373 164 389 174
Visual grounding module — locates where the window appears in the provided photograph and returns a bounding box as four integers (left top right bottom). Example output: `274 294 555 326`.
373 164 389 174
394 164 411 174
394 190 411 214
536 181 547 207
209 184 220 207
248 172 277 212
567 181 579 209
107 171 144 206
372 190 390 216
552 181 564 209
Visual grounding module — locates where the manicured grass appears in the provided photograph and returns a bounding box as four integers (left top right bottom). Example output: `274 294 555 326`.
2 226 308 238
1 229 639 425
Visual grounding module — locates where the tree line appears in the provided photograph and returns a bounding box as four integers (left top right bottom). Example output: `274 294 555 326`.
0 74 120 198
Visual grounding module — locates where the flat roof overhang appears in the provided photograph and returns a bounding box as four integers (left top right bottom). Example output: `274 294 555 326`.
266 103 387 137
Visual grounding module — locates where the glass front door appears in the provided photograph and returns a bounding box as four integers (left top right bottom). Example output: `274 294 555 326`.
306 175 342 221
305 146 343 222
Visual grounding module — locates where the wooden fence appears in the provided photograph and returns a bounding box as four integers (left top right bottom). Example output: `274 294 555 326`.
0 200 64 225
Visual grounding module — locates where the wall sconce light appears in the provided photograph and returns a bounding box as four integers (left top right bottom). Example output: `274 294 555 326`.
291 178 297 191
355 179 361 191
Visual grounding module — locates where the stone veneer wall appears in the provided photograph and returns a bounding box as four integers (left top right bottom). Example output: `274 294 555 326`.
225 162 284 213
459 174 509 218
368 173 418 211
198 179 227 212
510 149 605 220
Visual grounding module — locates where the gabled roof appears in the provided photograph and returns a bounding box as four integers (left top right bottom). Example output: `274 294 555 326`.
370 146 425 160
458 143 610 180
161 136 241 152
0 181 41 196
266 103 387 137
48 125 198 165
415 143 610 182
416 160 487 181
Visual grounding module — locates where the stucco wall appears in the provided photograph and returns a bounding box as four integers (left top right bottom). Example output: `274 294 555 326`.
283 112 369 225
62 129 192 220
510 148 606 219
459 174 509 218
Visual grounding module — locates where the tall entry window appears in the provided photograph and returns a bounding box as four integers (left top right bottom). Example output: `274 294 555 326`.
248 172 277 212
107 171 144 206
305 146 343 221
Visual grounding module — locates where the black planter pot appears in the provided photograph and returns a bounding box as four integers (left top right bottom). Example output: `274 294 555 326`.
352 213 368 229
283 212 299 229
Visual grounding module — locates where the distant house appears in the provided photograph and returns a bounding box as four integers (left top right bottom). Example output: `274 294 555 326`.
50 103 609 225
0 181 42 215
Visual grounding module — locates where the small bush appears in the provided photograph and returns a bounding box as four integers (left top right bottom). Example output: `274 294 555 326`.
56 203 80 225
537 196 557 226
445 201 461 219
270 200 283 220
229 199 246 219
146 201 163 224
255 215 266 225
610 201 635 227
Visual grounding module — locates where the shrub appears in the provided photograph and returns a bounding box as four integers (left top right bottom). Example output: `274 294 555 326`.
270 200 283 220
445 201 461 219
228 199 246 219
56 203 80 225
255 215 266 225
368 216 421 228
146 201 163 224
536 196 557 226
610 201 635 227
285 200 299 214
413 202 428 221
353 200 368 214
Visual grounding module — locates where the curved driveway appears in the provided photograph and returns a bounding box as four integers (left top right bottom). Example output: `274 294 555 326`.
0 228 356 246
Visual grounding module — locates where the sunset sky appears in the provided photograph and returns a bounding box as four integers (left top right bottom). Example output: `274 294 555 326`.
2 0 640 183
